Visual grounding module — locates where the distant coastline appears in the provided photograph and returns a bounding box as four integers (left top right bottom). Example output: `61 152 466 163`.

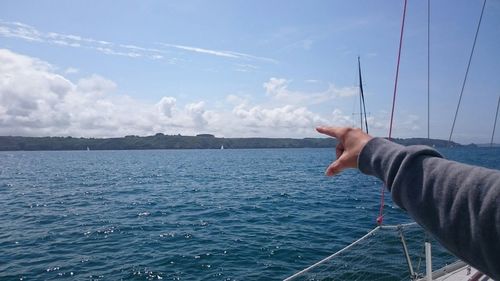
0 133 472 151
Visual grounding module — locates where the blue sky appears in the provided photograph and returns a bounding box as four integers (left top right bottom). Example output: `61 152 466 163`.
1 0 499 143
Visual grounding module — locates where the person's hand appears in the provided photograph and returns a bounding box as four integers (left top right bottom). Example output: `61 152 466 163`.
316 127 373 176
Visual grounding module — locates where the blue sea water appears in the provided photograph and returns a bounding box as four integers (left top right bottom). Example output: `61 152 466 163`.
1 147 499 280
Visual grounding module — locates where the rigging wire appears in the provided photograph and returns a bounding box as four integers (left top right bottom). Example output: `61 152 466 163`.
448 0 487 144
427 0 431 139
491 96 500 147
378 0 408 226
388 0 408 140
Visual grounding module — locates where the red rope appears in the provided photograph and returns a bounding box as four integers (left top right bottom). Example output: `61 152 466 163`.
378 0 408 226
376 185 385 225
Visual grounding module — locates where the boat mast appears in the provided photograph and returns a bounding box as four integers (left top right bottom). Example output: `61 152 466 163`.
490 95 500 147
358 56 369 134
359 81 364 131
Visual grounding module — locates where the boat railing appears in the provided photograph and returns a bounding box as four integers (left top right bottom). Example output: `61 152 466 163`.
283 222 457 281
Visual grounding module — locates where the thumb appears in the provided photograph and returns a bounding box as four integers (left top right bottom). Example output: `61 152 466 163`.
325 154 349 176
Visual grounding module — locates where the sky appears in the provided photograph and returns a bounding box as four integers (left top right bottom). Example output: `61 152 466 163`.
1 0 499 143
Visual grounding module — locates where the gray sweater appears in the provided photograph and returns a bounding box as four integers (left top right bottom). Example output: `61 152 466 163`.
358 138 500 280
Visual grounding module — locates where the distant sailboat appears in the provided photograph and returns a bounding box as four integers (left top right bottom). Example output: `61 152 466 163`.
86 146 90 151
220 145 224 150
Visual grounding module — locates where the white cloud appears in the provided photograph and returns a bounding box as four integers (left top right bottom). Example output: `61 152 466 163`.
65 67 79 74
232 103 327 131
76 74 117 97
301 39 313 50
158 43 277 63
160 43 239 58
366 116 385 130
226 94 248 105
0 20 165 60
0 49 73 133
330 84 358 97
185 101 208 128
0 21 42 41
263 77 358 105
119 44 163 53
0 20 277 65
331 109 355 126
263 78 290 99
400 114 421 131
94 47 142 58
157 97 176 118
234 63 259 72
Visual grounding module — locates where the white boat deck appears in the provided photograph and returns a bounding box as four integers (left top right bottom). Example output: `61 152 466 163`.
417 261 492 281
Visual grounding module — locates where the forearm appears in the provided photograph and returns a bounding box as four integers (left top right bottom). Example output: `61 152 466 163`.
358 138 500 280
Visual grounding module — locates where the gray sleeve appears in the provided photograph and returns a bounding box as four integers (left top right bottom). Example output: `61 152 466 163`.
358 138 500 280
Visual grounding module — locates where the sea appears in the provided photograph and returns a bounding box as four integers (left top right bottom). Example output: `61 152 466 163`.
1 147 499 280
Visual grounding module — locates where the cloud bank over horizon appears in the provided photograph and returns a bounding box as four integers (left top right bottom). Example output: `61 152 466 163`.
0 49 366 138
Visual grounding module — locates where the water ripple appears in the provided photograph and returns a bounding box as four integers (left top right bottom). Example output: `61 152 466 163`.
1 148 498 280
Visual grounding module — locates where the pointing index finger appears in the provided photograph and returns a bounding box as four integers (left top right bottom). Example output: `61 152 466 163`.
316 126 345 139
